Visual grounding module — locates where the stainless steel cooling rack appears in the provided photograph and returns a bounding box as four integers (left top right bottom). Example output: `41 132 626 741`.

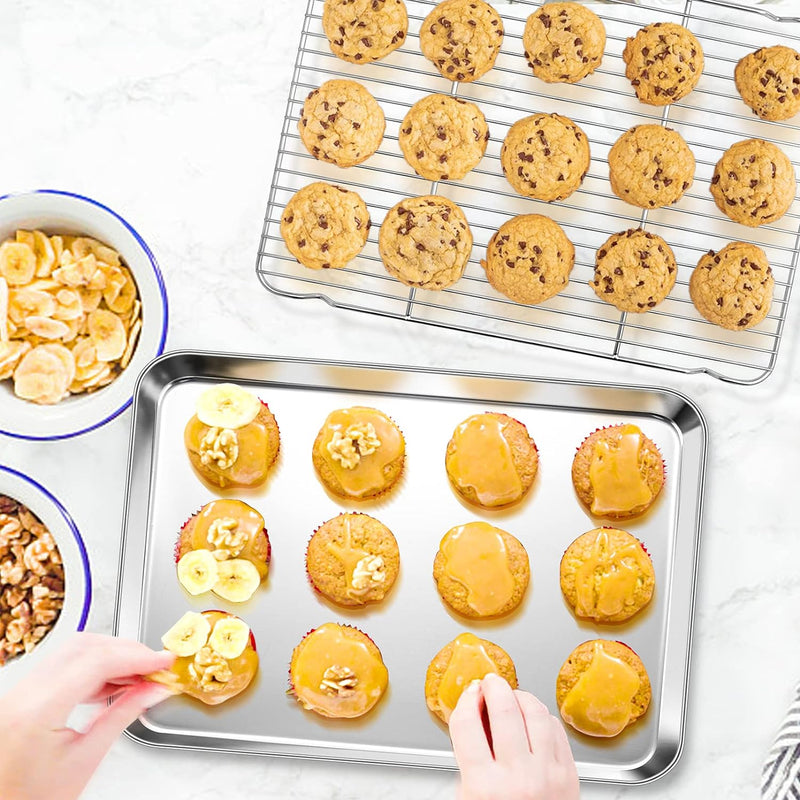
257 0 800 384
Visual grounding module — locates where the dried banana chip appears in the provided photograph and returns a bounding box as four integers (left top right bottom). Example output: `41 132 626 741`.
88 309 126 362
24 316 70 340
71 337 96 369
13 345 70 405
53 289 82 322
53 253 99 289
0 340 31 381
120 318 142 370
71 237 120 267
0 278 8 344
106 268 136 314
9 289 56 326
0 242 36 286
33 231 56 278
77 289 102 314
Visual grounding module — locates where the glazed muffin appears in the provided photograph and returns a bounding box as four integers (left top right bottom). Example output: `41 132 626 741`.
571 424 665 520
445 412 538 509
560 528 655 623
175 499 270 603
148 610 258 706
306 513 400 607
425 632 517 724
184 383 280 489
433 522 529 619
289 622 389 718
312 407 405 500
556 639 651 737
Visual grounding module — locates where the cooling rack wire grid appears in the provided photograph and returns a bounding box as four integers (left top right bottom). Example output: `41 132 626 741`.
258 0 800 384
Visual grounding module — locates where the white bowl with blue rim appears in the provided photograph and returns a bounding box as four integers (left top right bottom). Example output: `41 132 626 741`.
0 190 168 440
0 465 91 690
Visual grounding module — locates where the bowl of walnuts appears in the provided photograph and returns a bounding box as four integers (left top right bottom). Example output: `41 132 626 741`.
0 465 91 688
0 190 168 439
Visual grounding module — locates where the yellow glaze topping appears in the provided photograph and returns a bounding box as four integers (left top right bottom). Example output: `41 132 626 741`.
437 633 500 723
185 414 270 486
292 623 388 718
446 414 523 507
325 516 377 600
588 425 653 516
319 407 404 498
560 642 640 737
441 522 516 616
156 611 259 705
574 530 651 619
190 499 268 578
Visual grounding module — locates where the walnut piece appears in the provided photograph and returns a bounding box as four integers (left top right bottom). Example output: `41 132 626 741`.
199 427 239 470
206 517 248 560
326 422 381 469
320 664 358 696
0 496 64 666
351 555 386 591
189 645 233 691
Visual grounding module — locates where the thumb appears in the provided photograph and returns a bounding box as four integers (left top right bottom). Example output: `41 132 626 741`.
76 682 175 770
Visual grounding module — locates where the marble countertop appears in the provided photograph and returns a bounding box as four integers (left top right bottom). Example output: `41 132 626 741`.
2 0 798 797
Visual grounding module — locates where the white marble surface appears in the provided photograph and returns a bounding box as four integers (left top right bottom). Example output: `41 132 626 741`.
1 0 799 797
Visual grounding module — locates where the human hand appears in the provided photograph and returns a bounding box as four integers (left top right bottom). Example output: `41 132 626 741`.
0 632 175 800
450 673 580 800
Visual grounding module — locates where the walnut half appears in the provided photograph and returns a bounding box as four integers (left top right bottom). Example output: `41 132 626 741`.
320 664 358 696
326 422 381 469
199 427 239 470
206 517 248 559
189 645 233 691
351 555 386 591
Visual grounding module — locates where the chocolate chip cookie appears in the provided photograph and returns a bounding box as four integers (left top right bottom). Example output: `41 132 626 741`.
608 125 695 208
419 0 504 83
322 0 408 64
399 94 489 181
623 22 703 105
735 45 800 121
523 2 606 84
482 214 575 304
281 182 370 270
590 229 677 312
710 139 796 227
689 241 773 330
378 195 472 289
501 113 590 202
299 80 385 168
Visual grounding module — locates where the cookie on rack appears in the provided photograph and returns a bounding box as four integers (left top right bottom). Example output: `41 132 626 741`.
500 113 590 202
590 228 677 312
378 195 473 289
445 412 538 509
560 528 655 624
425 632 518 724
280 182 370 270
709 138 796 227
289 622 389 718
735 45 800 122
483 214 575 305
184 383 280 489
322 0 408 64
689 241 774 331
306 513 400 607
312 406 406 500
522 2 606 84
433 522 530 619
298 80 385 168
557 639 651 737
622 22 703 105
399 94 489 182
571 424 665 520
608 125 695 209
419 0 504 83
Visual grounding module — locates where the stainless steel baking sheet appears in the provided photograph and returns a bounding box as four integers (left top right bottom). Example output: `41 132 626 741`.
114 352 707 784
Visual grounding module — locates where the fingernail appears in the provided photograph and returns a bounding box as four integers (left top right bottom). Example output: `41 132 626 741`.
466 679 481 693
